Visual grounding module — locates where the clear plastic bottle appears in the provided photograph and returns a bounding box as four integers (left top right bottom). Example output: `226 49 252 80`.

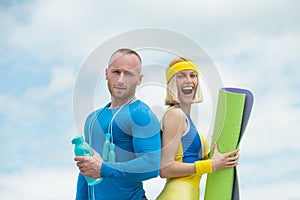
71 135 102 186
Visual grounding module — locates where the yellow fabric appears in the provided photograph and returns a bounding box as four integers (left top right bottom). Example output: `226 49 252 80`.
200 133 209 159
166 61 199 83
156 179 200 200
158 107 212 199
175 141 183 162
157 139 200 200
195 159 212 174
172 141 201 189
196 133 213 174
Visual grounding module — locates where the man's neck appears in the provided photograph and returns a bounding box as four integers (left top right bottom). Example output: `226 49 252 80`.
109 96 136 109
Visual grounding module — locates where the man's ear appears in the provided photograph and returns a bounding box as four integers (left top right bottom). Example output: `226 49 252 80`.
137 74 143 85
105 68 108 80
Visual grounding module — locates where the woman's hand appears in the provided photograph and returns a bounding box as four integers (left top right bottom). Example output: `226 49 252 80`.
210 143 239 171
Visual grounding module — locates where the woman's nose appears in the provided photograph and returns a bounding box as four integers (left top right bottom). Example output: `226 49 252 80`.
186 75 192 82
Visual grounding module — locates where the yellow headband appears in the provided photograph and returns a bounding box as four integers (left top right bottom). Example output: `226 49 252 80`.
166 61 199 83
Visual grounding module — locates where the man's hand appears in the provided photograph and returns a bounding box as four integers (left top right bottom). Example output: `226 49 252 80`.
210 143 239 171
74 150 103 178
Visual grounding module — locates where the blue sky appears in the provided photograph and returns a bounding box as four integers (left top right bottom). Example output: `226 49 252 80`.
1 0 299 199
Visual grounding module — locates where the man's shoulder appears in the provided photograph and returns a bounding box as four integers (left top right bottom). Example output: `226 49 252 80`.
130 100 151 112
129 100 159 125
130 100 160 120
86 106 106 121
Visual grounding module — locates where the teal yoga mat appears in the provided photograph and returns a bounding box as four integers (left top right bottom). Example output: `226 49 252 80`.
204 88 254 200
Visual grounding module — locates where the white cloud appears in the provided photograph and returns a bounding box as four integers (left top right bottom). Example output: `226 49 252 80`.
24 66 75 102
212 32 300 155
0 167 78 200
0 64 76 172
240 180 300 200
144 177 165 200
0 0 299 199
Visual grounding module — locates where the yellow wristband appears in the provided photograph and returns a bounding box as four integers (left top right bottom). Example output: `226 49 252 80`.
195 159 213 175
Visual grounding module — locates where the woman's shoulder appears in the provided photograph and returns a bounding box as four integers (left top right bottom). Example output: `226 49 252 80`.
163 106 186 122
162 106 187 135
165 106 183 116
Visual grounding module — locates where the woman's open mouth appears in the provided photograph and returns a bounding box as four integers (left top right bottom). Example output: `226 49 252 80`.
181 86 194 95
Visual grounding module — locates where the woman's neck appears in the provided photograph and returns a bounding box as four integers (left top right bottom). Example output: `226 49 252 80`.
179 103 191 116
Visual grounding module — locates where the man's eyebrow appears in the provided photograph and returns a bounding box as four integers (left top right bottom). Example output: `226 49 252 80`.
109 68 137 74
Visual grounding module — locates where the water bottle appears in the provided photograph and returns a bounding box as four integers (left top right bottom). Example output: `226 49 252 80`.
71 135 102 186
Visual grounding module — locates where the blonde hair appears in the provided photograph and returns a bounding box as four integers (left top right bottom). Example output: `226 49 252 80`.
165 57 203 106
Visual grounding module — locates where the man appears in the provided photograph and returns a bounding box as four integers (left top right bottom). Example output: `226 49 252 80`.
74 48 161 200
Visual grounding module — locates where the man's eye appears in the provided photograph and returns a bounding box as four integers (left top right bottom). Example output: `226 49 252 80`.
125 72 133 77
112 70 120 74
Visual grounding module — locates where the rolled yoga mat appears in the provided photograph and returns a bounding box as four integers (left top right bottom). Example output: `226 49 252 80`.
204 87 254 200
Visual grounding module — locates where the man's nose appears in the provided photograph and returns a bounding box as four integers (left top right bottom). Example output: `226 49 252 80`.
117 72 125 83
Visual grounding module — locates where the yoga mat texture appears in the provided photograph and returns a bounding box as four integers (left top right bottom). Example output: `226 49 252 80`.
204 88 253 200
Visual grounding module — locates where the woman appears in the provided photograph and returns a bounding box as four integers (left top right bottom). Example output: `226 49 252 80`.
156 57 239 200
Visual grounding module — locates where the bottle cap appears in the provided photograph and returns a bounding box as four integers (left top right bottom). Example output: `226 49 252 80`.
71 135 84 144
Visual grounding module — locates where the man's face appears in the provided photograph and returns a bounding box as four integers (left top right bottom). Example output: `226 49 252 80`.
106 53 142 101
